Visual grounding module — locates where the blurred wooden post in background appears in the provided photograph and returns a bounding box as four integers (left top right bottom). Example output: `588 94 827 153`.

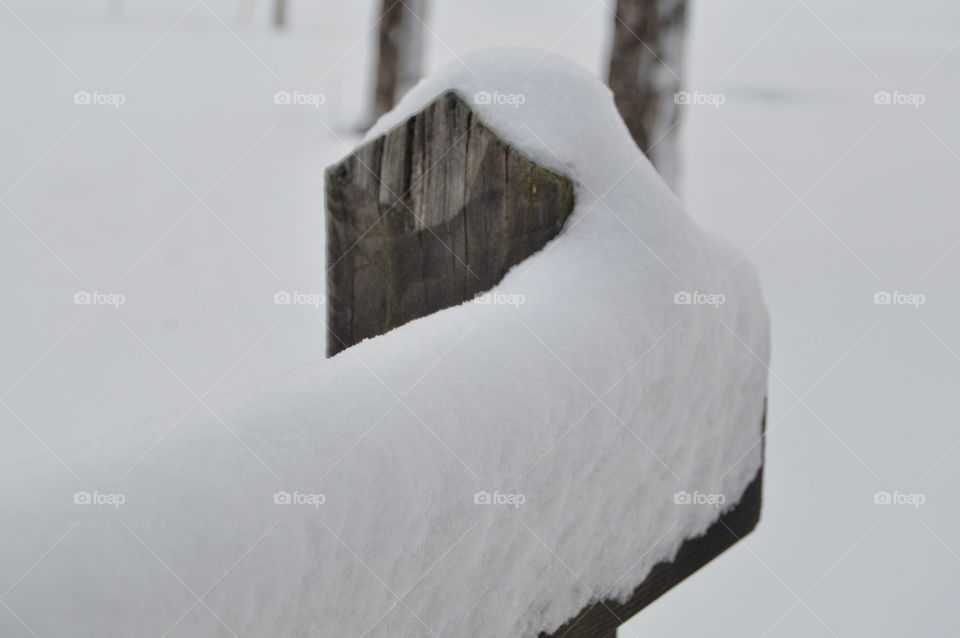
273 0 286 29
607 0 688 189
368 0 429 126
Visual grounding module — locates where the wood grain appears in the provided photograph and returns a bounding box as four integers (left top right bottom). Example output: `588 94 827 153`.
325 91 575 356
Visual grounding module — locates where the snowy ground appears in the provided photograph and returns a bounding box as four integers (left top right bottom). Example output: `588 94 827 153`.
2 0 959 636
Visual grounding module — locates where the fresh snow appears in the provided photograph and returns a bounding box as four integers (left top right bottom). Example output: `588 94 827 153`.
0 49 768 637
4 2 960 636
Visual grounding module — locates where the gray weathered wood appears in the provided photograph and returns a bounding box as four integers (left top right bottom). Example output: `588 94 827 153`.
325 90 575 356
608 0 687 187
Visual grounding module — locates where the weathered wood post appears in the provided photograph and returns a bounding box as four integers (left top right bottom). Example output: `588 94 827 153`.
325 90 575 356
608 0 688 188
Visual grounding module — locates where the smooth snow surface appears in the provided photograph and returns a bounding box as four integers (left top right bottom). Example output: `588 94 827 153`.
1 49 767 637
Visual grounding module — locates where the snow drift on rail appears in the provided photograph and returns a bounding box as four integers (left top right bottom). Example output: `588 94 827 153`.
0 48 768 638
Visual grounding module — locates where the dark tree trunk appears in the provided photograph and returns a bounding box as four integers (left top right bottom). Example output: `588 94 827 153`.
369 0 427 126
273 0 286 29
607 0 687 189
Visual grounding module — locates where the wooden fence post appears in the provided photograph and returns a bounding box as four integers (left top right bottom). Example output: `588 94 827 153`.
325 90 575 356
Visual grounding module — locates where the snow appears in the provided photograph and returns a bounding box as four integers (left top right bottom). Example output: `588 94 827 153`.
0 43 768 638
0 0 960 638
636 3 960 636
11 1 957 636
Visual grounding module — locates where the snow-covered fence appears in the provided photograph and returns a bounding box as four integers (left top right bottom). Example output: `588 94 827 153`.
0 49 770 638
323 74 766 637
325 90 575 356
